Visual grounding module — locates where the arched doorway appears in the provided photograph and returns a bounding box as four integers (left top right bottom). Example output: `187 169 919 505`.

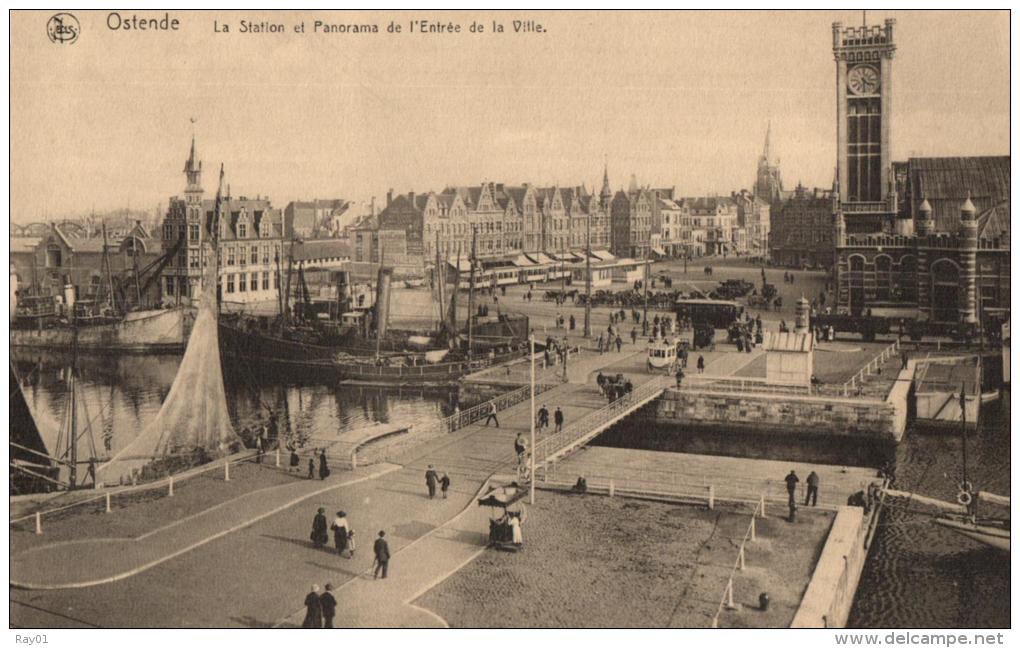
931 260 960 323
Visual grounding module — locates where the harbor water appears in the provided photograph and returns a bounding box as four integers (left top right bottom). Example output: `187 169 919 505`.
11 349 1009 628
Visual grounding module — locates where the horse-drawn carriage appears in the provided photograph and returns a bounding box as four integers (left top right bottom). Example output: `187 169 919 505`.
543 289 578 302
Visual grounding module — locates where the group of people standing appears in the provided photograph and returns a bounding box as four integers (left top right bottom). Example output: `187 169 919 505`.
289 447 331 480
301 529 392 628
783 469 821 520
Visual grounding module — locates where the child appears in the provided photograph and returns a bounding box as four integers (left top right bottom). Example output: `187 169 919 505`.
440 473 451 499
346 530 356 557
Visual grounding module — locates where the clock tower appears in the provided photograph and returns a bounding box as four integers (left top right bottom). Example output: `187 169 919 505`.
833 18 897 233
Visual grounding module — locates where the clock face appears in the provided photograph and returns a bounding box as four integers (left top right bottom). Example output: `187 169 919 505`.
848 65 880 95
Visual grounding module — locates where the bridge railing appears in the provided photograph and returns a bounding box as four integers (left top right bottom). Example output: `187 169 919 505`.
530 376 672 468
677 376 813 396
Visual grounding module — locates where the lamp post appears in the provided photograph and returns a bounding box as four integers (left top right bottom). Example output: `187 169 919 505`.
584 206 592 338
529 334 536 505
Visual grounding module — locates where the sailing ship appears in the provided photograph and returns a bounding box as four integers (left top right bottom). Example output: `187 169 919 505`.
10 229 189 352
218 230 530 384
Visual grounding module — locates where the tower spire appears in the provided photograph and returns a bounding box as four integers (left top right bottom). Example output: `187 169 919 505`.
763 121 772 163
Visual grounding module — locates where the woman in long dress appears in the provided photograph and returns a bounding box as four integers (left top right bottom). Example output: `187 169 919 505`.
509 514 523 545
331 511 350 557
311 508 329 547
318 450 330 480
302 585 322 628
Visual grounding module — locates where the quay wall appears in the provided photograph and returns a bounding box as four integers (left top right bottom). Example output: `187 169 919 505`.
650 388 904 441
791 505 868 628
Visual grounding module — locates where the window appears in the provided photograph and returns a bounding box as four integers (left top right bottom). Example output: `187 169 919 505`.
239 246 246 266
251 272 259 292
875 256 891 300
189 249 200 269
179 277 189 298
262 272 270 290
163 223 173 241
239 273 247 292
226 274 235 293
165 276 175 297
238 222 247 238
251 245 258 265
226 246 235 266
262 244 270 264
189 223 200 242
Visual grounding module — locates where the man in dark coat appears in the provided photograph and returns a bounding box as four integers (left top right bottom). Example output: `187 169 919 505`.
425 465 439 499
374 530 390 579
785 470 800 504
302 585 322 628
311 507 329 548
320 584 337 628
805 471 820 507
554 407 564 433
697 355 705 373
538 405 549 429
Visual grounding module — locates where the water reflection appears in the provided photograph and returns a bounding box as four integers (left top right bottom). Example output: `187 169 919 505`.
11 349 460 460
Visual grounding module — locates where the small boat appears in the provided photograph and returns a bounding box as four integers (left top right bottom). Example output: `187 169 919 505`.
933 515 1010 552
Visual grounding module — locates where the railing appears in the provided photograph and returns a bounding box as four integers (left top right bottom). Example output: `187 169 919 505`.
710 497 767 628
10 449 269 534
840 339 901 397
408 381 561 442
531 376 672 467
678 376 813 396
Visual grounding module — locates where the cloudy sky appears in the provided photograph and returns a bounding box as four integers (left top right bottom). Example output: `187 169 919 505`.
10 9 1009 221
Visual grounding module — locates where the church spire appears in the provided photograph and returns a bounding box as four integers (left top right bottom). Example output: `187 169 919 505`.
599 159 612 207
762 121 773 163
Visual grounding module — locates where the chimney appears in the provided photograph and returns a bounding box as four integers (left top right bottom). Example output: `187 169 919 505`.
386 189 393 207
409 191 416 208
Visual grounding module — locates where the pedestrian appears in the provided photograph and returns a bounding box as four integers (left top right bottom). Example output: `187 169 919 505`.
514 432 527 464
631 328 637 344
554 406 564 433
302 585 323 628
425 464 439 499
615 335 623 352
538 405 549 429
311 507 329 548
597 334 604 354
373 531 390 579
805 471 819 507
254 433 263 464
331 511 350 557
675 367 685 388
308 457 315 480
680 347 688 368
318 449 330 480
596 371 606 396
440 472 451 499
785 470 800 504
697 355 705 374
569 314 576 330
289 447 300 472
484 401 500 427
320 584 337 629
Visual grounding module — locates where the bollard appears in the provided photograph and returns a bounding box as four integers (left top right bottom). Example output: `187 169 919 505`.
738 545 746 570
275 448 281 468
750 516 757 541
759 494 767 518
105 492 112 513
224 461 231 482
609 480 615 498
35 511 42 535
708 485 715 510
168 476 175 497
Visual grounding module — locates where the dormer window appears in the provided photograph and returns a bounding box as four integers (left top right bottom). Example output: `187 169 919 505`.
238 222 247 238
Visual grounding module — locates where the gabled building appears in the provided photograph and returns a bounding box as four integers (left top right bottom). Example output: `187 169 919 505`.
284 199 352 239
681 196 739 257
610 187 653 258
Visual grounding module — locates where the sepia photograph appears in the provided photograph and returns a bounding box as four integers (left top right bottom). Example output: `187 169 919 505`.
7 7 1011 638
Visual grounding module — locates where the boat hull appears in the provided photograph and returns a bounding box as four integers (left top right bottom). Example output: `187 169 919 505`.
218 320 524 384
933 517 1010 552
10 308 188 353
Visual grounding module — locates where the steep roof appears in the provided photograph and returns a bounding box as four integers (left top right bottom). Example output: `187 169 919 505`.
976 200 1010 244
907 156 1009 232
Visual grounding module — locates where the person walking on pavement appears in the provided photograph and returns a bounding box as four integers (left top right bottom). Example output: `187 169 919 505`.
373 531 390 579
308 456 316 480
425 465 439 499
554 406 564 433
331 511 350 557
320 584 337 628
289 447 300 473
311 507 329 548
440 472 451 499
615 334 623 352
302 585 323 628
785 470 800 504
805 471 820 507
538 404 549 429
515 432 527 464
484 401 500 427
318 449 330 480
697 355 705 374
631 328 638 344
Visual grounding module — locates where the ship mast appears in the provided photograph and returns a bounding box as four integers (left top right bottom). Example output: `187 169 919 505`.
101 223 117 314
467 226 477 359
584 202 592 338
435 231 445 329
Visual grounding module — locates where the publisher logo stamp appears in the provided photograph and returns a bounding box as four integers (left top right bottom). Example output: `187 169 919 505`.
47 13 80 45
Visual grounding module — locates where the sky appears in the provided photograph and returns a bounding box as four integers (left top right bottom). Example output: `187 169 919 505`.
9 9 1010 222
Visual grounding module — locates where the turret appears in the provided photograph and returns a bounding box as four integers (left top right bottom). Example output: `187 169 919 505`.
958 194 979 325
915 197 932 237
